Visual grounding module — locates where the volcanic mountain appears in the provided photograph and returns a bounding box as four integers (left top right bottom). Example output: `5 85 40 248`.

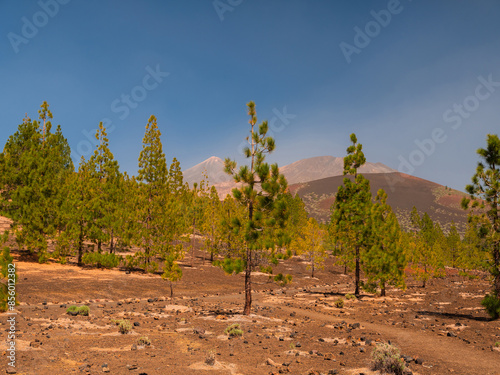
183 155 395 188
182 157 467 230
289 172 468 231
279 156 396 184
183 156 232 188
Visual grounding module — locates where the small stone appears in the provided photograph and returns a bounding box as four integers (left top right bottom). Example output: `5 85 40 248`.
133 322 140 327
415 358 423 365
131 344 137 351
266 358 278 366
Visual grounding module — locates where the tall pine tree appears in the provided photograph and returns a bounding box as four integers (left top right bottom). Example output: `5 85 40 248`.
223 101 288 315
330 133 372 296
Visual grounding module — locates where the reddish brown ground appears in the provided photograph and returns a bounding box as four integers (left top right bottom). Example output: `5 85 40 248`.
1 241 500 375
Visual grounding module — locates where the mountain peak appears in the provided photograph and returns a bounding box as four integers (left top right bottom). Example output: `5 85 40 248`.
183 156 230 187
183 155 396 191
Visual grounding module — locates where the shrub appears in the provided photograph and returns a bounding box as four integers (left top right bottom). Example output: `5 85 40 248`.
274 273 293 286
335 298 344 308
481 293 500 320
494 341 500 348
82 252 122 269
371 343 406 375
78 305 90 316
66 305 79 314
205 350 216 366
345 293 356 300
116 319 132 334
137 336 151 346
224 323 243 337
66 305 90 316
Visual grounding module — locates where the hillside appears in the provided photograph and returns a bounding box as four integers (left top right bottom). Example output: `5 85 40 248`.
184 155 395 190
280 155 396 184
289 172 468 231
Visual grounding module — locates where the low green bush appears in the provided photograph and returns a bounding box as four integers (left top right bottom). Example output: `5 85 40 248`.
66 305 90 316
371 343 406 375
82 252 122 269
118 319 132 334
335 298 344 308
481 293 500 320
137 336 151 346
224 323 243 337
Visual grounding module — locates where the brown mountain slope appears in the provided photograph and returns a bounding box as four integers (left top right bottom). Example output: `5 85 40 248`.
289 172 468 231
185 155 395 193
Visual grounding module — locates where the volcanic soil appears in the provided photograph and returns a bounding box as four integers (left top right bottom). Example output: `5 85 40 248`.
1 244 500 375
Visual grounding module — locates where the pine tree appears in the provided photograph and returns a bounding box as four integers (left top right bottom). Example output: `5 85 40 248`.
446 222 461 268
202 186 224 262
58 157 95 265
135 115 170 272
223 101 288 315
364 189 407 296
330 133 372 296
409 210 445 287
462 134 500 302
294 217 326 277
85 123 121 253
0 102 73 261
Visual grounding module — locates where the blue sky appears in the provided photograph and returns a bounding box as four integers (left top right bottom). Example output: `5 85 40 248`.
1 0 499 191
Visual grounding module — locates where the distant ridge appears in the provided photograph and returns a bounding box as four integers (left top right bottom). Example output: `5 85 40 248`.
279 156 396 184
183 155 396 193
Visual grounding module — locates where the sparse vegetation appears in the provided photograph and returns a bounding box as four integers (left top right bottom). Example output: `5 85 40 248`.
81 252 122 269
205 350 216 366
66 305 90 316
113 319 132 334
224 323 243 337
335 298 344 308
345 293 356 300
137 336 151 346
481 293 500 320
371 343 406 375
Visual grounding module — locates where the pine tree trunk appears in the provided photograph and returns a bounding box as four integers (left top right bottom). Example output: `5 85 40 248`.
355 245 360 296
110 229 114 254
494 243 500 299
243 247 252 315
191 217 196 267
78 220 84 266
381 282 386 297
170 281 173 298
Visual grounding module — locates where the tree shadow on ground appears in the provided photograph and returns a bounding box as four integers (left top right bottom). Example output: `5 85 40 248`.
416 310 492 322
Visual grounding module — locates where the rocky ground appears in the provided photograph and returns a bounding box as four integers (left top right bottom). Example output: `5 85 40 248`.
1 245 500 375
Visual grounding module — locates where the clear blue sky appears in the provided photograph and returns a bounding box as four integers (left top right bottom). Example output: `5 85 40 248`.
1 0 499 191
